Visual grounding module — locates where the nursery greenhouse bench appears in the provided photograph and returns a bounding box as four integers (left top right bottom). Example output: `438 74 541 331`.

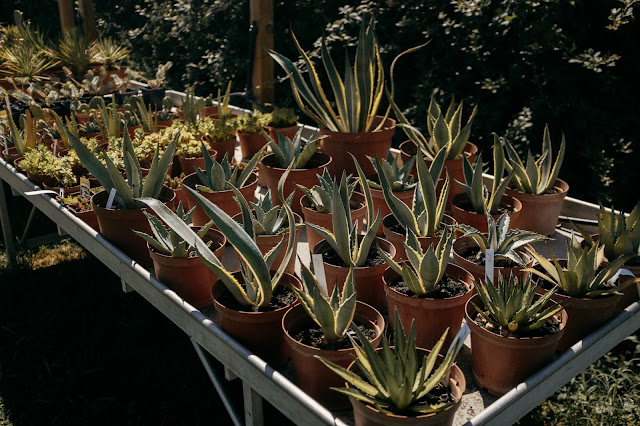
1 96 639 426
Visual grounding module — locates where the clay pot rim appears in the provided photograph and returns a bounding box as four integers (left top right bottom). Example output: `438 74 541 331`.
147 227 227 259
92 185 175 211
506 178 570 198
452 237 533 270
400 140 478 161
319 116 396 137
232 211 303 231
300 191 366 214
182 170 258 194
382 213 457 238
177 149 217 160
383 263 474 302
312 237 397 271
260 152 331 172
451 192 523 215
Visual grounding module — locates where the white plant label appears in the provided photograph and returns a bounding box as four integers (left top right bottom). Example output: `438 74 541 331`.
59 188 64 199
312 253 328 296
485 249 495 284
105 188 117 209
79 177 91 199
52 139 58 156
25 190 58 196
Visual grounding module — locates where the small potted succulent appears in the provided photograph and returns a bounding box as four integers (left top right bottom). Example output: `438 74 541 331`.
93 37 130 87
201 115 238 161
61 190 101 232
266 105 298 140
2 108 37 162
235 110 270 158
16 144 77 192
134 61 172 110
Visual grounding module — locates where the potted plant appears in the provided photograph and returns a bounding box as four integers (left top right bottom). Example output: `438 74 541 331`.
319 311 467 425
452 136 521 232
16 144 76 191
282 264 384 409
309 156 395 311
51 28 97 80
266 105 298 140
526 236 637 352
2 107 37 162
466 274 566 396
201 116 237 161
61 190 101 232
380 228 474 349
259 129 331 215
133 62 172 111
134 202 225 308
175 135 216 175
93 37 130 86
451 212 546 283
503 125 569 236
235 110 270 159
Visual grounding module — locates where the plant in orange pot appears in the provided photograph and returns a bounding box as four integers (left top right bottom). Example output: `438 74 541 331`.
266 105 299 141
235 110 270 159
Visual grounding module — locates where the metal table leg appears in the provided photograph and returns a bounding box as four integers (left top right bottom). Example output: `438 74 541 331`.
0 180 16 269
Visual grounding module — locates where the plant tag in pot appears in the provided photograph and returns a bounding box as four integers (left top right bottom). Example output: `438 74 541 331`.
53 139 58 156
106 188 117 209
443 323 470 383
80 177 91 199
485 248 494 283
312 253 328 296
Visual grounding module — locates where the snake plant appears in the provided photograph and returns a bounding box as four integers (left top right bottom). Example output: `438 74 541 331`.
367 150 415 192
67 126 178 210
374 146 448 238
292 263 357 345
318 310 467 415
306 155 381 267
503 125 566 195
297 169 358 214
473 274 563 334
134 201 214 257
234 189 299 236
267 18 387 133
266 128 320 169
140 164 297 308
526 235 637 298
193 143 263 192
456 135 514 214
452 212 546 267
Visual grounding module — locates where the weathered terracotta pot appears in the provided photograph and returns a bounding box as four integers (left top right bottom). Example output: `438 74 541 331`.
0 146 21 163
259 152 331 215
267 124 299 141
282 302 384 410
452 237 532 284
181 172 258 226
92 186 176 267
369 184 416 235
382 214 457 262
65 193 100 232
237 132 268 159
384 263 473 349
300 192 367 253
177 149 217 176
320 116 395 178
212 272 300 367
314 238 396 312
206 138 236 162
198 105 218 118
505 178 569 236
451 193 522 234
466 294 567 396
149 228 226 308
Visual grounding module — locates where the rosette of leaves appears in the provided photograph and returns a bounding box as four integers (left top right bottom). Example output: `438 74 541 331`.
193 143 263 192
266 128 320 169
297 169 357 214
234 189 299 236
181 85 205 128
367 150 415 192
52 27 98 79
94 37 130 70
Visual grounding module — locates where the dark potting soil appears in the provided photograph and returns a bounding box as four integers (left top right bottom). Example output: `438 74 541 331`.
217 285 297 313
456 198 514 216
293 321 378 350
472 310 561 338
460 245 520 268
322 246 386 268
386 382 454 417
388 275 469 299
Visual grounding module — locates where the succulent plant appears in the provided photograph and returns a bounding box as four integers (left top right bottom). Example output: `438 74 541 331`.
367 150 415 192
267 105 298 128
201 116 237 143
53 27 98 79
4 108 36 154
236 110 270 135
297 169 358 214
94 37 130 70
17 144 76 186
266 128 320 169
234 188 299 237
181 85 205 128
193 143 262 192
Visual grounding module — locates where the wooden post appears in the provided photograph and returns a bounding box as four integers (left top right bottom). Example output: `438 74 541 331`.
249 0 274 105
58 0 75 32
78 0 98 40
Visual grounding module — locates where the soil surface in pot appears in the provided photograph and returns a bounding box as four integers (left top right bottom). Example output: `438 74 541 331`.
471 311 561 338
262 152 329 170
455 198 514 216
302 196 364 213
387 275 468 299
321 247 385 268
386 220 446 238
460 245 520 268
216 285 297 313
292 321 377 350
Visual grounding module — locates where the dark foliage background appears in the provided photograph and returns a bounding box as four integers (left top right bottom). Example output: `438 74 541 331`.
1 0 639 210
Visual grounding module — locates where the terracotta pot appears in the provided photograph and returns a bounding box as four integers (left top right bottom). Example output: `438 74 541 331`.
237 132 268 159
616 264 640 313
206 138 236 162
92 186 176 267
346 350 466 426
384 263 473 349
181 172 258 226
199 105 218 118
451 193 522 234
177 150 217 176
172 186 190 212
505 178 569 236
369 184 416 235
452 237 532 284
74 112 92 124
232 212 303 275
282 302 385 410
65 193 100 232
466 294 567 396
259 152 331 215
382 214 457 262
314 238 396 312
1 146 21 163
149 228 226 308
212 273 300 367
301 192 367 253
267 124 299 141
320 116 395 178
43 179 80 198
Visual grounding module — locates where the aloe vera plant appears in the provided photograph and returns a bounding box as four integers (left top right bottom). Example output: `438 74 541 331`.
318 310 467 415
5 108 37 154
374 146 448 238
473 274 563 334
297 169 358 214
140 165 297 308
192 143 263 192
292 263 357 345
367 150 415 192
266 129 320 169
504 125 566 195
456 135 514 214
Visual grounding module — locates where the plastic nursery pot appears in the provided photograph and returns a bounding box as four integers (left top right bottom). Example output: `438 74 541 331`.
212 272 301 367
232 212 303 275
259 152 332 216
92 186 176 267
177 150 217 176
504 178 569 237
267 124 299 141
450 193 522 234
198 105 218 118
300 192 367 253
465 293 567 396
181 171 258 226
64 191 100 232
313 237 396 313
282 301 385 410
368 184 416 235
383 263 474 349
1 146 21 163
452 237 533 284
345 349 466 426
237 131 268 159
206 138 236 162
320 116 395 178
381 214 457 262
149 228 226 309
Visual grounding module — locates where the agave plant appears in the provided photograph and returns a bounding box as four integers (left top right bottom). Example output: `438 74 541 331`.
379 229 454 296
134 201 214 257
192 143 263 192
526 235 637 298
297 169 358 214
292 263 357 345
367 150 415 192
452 212 546 267
140 165 297 308
234 189 299 236
0 43 57 81
473 274 563 334
503 125 566 195
53 27 98 79
267 105 298 128
456 135 514 214
374 146 448 238
266 128 320 169
318 310 467 415
94 37 130 70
